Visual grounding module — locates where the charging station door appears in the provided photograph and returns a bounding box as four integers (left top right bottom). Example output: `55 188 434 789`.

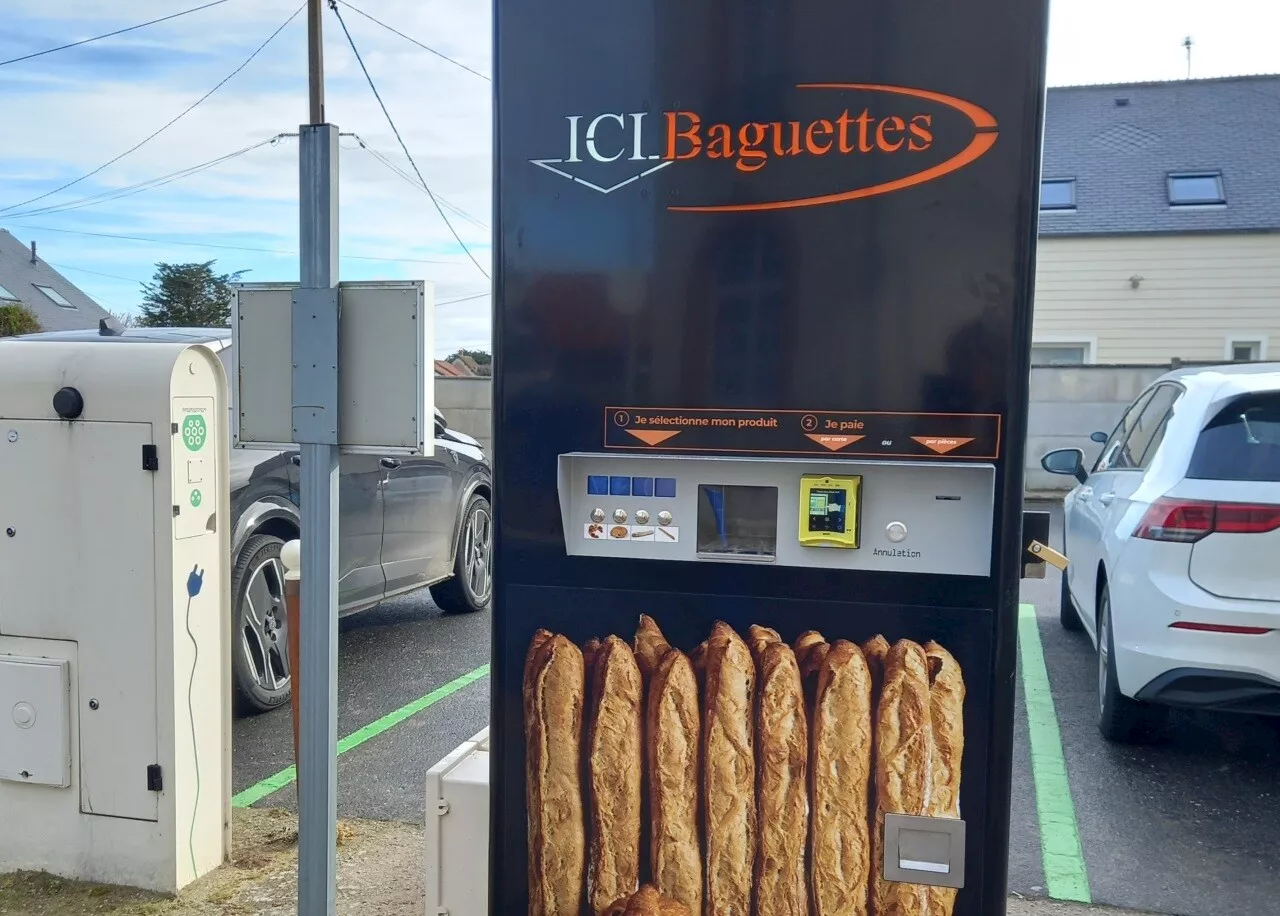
0 419 159 822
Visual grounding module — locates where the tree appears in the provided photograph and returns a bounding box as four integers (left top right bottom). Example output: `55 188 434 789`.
107 309 139 328
136 260 247 328
0 303 41 337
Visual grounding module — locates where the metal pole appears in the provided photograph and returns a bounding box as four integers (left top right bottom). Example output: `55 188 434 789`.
295 0 339 912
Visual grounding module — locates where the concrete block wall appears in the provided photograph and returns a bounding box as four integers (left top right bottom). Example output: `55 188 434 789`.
434 368 1173 496
1024 365 1165 494
436 377 493 454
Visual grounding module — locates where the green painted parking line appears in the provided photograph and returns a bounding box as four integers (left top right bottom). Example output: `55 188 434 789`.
1018 603 1091 904
232 663 490 808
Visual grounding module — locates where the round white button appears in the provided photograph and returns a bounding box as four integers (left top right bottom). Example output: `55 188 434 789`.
613 508 628 524
635 510 650 525
13 701 36 729
590 508 605 523
657 511 673 526
886 521 908 543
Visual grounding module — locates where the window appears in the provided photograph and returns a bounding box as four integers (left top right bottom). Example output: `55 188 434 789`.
1039 178 1076 211
33 284 75 308
1226 337 1266 362
1123 384 1182 470
0 282 17 301
1188 394 1280 482
1168 172 1224 206
1031 344 1088 366
1095 389 1155 472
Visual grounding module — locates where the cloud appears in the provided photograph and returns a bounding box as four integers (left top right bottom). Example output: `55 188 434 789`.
0 0 492 352
1 0 1275 353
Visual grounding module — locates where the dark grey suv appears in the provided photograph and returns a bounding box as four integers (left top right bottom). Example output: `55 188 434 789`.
17 325 493 713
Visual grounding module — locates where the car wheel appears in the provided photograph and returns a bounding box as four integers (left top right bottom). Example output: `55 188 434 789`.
1097 584 1165 743
1060 572 1084 632
430 493 492 614
230 534 292 714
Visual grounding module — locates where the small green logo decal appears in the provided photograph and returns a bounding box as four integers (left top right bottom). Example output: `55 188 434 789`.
182 414 207 452
190 489 203 508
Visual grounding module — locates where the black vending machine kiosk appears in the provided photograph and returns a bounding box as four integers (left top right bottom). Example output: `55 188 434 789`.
491 2 1050 914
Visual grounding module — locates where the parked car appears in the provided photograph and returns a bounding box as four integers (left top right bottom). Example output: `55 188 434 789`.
1041 362 1280 742
16 325 493 713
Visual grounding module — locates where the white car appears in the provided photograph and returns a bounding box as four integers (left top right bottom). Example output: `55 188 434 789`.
1041 363 1280 742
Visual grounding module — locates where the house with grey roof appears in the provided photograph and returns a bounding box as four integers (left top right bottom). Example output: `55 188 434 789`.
0 229 113 333
1032 74 1280 365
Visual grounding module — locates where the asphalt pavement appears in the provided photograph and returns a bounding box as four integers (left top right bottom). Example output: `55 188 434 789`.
232 505 1280 915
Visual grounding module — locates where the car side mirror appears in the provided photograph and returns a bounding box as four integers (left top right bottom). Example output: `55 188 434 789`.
1090 431 1108 444
1041 447 1088 484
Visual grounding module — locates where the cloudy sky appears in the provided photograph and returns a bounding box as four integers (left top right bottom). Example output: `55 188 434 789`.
0 0 1276 354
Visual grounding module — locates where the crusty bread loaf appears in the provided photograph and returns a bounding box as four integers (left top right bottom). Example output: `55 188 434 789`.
702 622 756 916
524 632 586 916
634 615 672 682
870 640 932 916
752 636 808 916
647 647 702 915
859 633 890 915
604 884 695 916
923 642 964 916
809 640 873 916
586 636 643 915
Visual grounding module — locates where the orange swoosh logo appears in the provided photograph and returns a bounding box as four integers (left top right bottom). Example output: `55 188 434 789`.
669 83 998 213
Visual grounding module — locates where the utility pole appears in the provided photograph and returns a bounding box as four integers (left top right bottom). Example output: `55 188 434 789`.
1183 35 1193 79
295 0 340 912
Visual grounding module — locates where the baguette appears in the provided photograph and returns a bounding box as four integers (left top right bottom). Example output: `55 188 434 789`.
795 630 830 713
860 634 891 915
587 636 643 914
870 640 932 916
604 884 695 916
923 642 965 916
634 615 672 682
702 622 756 916
752 636 808 916
525 632 587 916
647 647 702 915
810 640 873 916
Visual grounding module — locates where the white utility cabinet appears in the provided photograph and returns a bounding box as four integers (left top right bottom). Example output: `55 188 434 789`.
425 727 491 916
0 339 231 893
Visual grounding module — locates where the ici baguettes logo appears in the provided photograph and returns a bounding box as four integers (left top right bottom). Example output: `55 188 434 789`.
528 82 998 212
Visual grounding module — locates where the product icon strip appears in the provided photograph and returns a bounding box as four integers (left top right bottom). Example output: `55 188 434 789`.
604 406 1000 459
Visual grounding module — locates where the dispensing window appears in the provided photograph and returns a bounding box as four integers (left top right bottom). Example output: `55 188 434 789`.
696 484 778 560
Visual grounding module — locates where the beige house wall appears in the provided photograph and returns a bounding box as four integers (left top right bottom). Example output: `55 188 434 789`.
1033 232 1280 364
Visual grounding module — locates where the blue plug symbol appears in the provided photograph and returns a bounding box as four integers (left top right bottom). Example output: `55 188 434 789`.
187 565 205 598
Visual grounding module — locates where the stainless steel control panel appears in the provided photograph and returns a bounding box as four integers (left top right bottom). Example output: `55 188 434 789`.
557 452 995 577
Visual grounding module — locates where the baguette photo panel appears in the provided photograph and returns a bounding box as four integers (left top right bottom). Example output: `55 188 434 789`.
491 0 1050 913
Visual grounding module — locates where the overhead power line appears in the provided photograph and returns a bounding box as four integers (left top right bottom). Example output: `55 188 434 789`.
437 291 490 306
0 1 305 215
3 223 457 266
336 0 488 81
5 135 290 220
329 2 489 280
45 261 146 284
0 0 237 67
350 135 488 231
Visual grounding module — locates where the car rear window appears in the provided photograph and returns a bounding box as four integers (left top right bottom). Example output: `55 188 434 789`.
1187 393 1280 482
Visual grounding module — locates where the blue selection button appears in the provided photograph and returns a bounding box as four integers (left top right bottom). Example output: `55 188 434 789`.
609 476 632 496
587 475 609 496
631 477 654 497
655 477 677 498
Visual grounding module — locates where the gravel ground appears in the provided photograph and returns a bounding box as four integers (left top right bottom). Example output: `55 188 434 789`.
0 808 1157 916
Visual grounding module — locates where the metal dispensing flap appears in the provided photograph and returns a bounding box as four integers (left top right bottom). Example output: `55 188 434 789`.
883 813 966 888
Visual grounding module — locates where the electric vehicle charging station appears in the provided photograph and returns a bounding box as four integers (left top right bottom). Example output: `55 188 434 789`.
490 1 1050 914
0 339 230 893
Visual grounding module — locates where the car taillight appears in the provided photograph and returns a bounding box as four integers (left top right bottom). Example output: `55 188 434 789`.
1170 621 1273 635
1133 498 1280 542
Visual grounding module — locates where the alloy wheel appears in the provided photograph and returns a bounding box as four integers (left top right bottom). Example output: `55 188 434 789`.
463 503 493 605
241 555 290 692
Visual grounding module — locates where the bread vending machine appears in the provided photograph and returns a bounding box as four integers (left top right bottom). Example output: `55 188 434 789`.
490 0 1050 913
